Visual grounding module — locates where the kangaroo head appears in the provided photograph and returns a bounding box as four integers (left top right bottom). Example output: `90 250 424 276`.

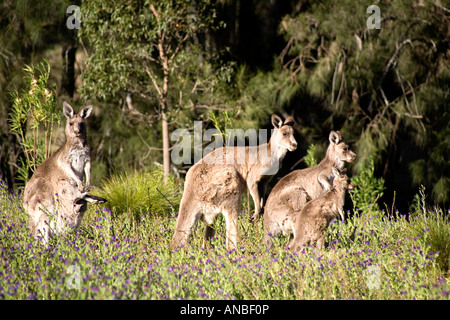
327 130 356 169
63 102 93 140
331 167 354 191
271 114 298 152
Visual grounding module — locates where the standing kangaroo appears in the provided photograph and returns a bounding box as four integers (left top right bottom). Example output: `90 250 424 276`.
289 167 354 251
23 102 106 243
264 130 356 249
171 115 297 250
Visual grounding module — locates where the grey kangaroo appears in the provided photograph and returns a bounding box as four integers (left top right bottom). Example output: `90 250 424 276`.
23 102 106 243
171 115 297 250
264 130 356 249
289 167 354 251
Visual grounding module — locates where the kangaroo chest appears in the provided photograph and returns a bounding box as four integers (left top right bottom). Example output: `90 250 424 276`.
68 146 89 177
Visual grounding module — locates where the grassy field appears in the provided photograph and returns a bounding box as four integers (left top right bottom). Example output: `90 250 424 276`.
0 177 449 300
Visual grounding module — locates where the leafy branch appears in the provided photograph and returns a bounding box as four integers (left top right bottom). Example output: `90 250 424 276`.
8 60 60 183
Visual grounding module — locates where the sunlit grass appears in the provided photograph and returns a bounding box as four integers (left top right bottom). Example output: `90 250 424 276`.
97 168 181 220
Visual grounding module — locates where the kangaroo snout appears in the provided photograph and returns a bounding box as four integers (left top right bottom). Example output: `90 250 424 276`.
73 124 82 135
289 141 298 152
348 151 357 162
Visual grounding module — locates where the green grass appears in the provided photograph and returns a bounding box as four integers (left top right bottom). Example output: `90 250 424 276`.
0 177 449 300
97 168 181 220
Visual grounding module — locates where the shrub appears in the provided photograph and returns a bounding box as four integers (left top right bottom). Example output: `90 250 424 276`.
407 186 450 273
98 168 182 220
349 157 385 212
304 143 318 167
8 60 60 184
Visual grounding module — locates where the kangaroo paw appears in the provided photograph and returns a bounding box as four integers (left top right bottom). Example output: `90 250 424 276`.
251 206 264 223
250 212 260 223
84 195 107 204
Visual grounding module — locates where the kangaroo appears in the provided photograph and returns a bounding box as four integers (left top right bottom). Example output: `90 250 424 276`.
23 102 106 243
264 130 356 249
170 115 297 250
289 167 354 251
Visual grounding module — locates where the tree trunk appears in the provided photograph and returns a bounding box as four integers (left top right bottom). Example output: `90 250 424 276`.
162 107 170 183
160 41 170 183
61 44 77 97
150 4 171 183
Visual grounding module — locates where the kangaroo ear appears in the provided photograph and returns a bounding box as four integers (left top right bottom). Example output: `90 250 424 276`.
271 114 283 129
283 116 295 127
80 105 93 119
63 102 74 119
329 131 342 145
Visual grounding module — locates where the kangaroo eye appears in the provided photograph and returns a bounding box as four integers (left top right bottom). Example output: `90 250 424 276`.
283 132 287 136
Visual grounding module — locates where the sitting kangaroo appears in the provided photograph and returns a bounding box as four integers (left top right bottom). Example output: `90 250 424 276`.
264 130 356 249
23 102 106 243
289 167 354 251
171 115 297 250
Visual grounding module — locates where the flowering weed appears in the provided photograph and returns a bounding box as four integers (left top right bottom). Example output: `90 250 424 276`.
0 178 448 300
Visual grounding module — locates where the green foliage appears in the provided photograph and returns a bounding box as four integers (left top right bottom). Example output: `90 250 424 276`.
304 144 318 167
326 200 450 280
8 60 60 183
253 0 450 206
208 110 237 146
408 185 449 272
98 168 182 220
86 104 165 182
408 66 450 204
79 0 227 113
410 185 428 216
408 209 450 274
0 1 69 53
79 0 237 176
349 157 385 212
233 63 298 130
0 0 73 131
